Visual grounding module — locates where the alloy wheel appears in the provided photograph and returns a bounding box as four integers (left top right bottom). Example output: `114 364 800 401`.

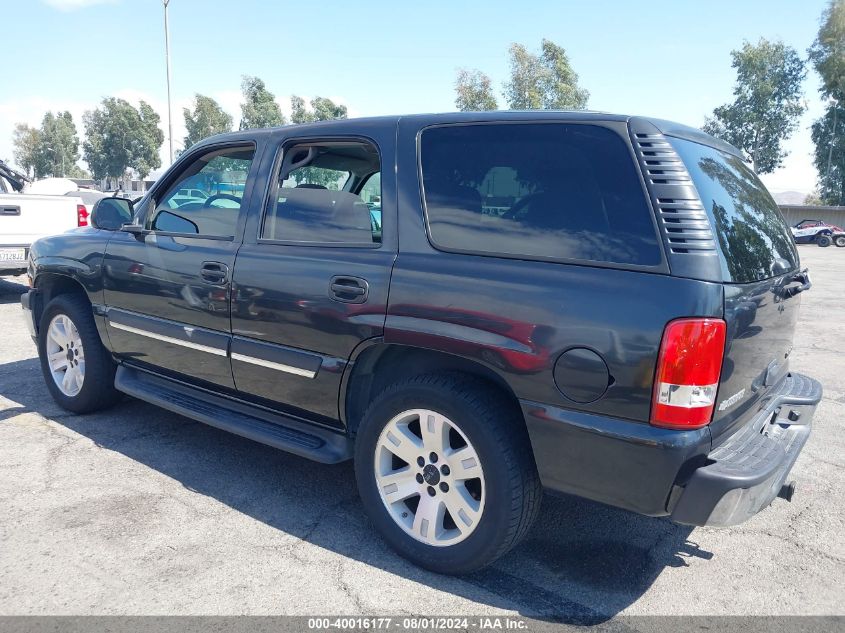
374 408 485 546
46 314 85 397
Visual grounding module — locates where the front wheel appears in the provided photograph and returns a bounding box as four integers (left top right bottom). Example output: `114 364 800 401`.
354 373 541 574
817 234 833 247
37 294 121 413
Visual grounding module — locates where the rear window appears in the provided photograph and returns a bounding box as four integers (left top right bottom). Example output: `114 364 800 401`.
420 123 662 267
670 138 799 283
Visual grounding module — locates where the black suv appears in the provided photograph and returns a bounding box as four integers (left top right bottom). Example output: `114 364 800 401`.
21 112 822 574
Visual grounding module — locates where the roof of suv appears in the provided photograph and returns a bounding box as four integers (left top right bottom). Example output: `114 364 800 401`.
196 110 745 160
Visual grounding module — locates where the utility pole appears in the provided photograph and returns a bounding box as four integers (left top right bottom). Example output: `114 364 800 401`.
163 0 174 166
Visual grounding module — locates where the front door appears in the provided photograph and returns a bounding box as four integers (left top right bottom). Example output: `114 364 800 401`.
230 133 396 426
102 144 258 389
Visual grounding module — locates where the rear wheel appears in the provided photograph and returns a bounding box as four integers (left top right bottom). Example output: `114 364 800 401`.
817 234 833 247
38 294 121 413
834 235 845 248
354 373 541 574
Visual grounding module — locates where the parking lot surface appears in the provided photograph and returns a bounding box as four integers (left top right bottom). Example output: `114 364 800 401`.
0 245 843 620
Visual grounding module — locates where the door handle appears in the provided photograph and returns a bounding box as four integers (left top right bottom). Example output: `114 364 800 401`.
329 276 369 304
201 261 229 285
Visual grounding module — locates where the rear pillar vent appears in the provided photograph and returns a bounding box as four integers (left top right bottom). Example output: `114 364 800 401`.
628 119 723 281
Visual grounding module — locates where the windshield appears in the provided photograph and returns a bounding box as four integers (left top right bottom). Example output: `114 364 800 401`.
670 138 798 283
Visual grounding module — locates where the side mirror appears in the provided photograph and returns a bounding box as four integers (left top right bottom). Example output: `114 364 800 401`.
91 197 134 231
151 210 199 234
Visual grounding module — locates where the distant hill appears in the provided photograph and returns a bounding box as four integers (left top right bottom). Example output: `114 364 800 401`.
772 191 808 205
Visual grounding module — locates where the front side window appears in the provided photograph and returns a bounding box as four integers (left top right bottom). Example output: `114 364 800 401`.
261 141 381 245
148 145 255 237
420 123 661 266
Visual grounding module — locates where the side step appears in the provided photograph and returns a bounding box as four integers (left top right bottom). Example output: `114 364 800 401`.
115 365 352 463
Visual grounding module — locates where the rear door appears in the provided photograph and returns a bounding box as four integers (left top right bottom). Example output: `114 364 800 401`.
102 143 258 389
669 137 804 443
230 127 396 426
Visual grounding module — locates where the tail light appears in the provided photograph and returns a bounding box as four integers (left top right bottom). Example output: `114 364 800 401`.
651 318 727 429
77 204 89 227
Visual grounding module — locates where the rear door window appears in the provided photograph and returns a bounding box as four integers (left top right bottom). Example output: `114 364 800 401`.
670 138 798 282
419 123 662 266
261 141 381 245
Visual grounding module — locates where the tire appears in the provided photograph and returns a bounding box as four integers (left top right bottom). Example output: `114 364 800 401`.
817 234 833 247
835 235 845 248
354 372 542 574
37 293 121 413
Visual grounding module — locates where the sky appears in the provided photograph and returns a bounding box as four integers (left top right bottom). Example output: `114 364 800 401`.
0 0 833 194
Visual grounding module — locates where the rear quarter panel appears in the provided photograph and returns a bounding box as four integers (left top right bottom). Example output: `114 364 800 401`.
386 251 723 423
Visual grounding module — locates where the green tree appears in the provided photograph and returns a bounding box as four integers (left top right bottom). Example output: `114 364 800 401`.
809 0 845 101
503 40 588 110
82 97 163 183
34 111 80 178
809 0 845 204
538 39 589 109
803 189 824 205
239 75 285 129
454 69 498 111
12 123 40 177
312 96 347 121
288 96 349 188
183 94 233 150
134 101 164 180
702 38 806 174
290 95 312 124
811 103 845 204
290 95 348 124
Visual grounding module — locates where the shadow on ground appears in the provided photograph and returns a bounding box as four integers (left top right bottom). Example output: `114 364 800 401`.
0 276 27 305
0 345 713 622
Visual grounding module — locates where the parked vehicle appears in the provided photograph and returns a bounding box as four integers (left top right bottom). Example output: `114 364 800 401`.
0 160 88 275
790 218 845 245
814 230 845 248
65 189 108 210
170 188 209 207
21 112 822 574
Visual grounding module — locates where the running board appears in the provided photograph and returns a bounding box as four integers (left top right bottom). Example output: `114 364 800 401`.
114 365 352 463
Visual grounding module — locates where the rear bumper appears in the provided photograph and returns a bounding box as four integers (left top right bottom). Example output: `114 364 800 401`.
522 401 712 516
670 373 821 526
522 372 821 523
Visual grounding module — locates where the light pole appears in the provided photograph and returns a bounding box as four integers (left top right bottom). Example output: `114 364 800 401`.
163 0 174 166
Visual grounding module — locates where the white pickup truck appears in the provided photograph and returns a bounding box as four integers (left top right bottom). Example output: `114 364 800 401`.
0 160 87 275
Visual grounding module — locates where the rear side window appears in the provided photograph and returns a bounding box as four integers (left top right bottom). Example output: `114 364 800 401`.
420 123 661 266
670 138 798 283
261 141 381 245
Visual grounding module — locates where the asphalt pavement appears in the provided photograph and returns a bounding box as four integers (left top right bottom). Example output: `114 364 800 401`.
0 245 842 620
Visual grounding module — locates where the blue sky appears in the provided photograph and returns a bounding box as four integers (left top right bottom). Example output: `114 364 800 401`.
0 0 832 194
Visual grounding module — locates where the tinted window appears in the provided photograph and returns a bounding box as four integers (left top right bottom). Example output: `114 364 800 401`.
150 146 254 237
261 141 381 244
670 138 798 282
420 124 661 266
